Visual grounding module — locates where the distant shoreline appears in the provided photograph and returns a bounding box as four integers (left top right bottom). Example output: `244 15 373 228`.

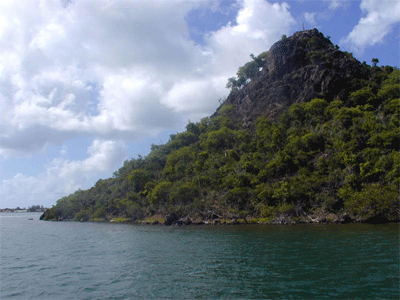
0 210 44 213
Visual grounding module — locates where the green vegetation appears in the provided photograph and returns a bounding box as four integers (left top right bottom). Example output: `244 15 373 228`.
372 58 379 67
27 205 45 212
226 52 267 90
42 52 399 224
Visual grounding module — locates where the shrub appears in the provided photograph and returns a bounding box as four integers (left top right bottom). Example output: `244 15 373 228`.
340 183 399 219
73 210 91 222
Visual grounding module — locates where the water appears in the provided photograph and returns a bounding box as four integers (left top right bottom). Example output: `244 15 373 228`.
1 212 399 299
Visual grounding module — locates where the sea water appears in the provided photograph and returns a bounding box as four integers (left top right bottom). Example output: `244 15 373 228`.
1 212 398 299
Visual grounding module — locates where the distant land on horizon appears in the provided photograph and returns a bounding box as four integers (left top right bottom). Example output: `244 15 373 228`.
0 205 46 212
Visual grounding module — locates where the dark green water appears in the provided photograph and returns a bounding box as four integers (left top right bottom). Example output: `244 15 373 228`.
1 213 399 299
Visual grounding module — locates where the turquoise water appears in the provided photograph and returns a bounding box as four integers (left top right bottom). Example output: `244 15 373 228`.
1 212 398 299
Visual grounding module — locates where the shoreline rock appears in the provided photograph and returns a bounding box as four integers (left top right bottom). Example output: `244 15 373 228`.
40 211 398 225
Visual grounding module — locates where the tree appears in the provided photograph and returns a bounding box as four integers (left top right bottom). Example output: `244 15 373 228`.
226 77 238 90
371 58 379 67
128 169 151 193
226 53 265 90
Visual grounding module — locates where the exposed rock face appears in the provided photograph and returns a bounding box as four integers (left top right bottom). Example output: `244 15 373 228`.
271 214 296 225
182 217 192 225
217 29 367 126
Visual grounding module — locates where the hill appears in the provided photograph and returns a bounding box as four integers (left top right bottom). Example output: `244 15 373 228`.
41 29 399 225
218 29 367 126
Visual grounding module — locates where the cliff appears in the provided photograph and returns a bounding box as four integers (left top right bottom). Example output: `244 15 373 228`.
216 29 367 127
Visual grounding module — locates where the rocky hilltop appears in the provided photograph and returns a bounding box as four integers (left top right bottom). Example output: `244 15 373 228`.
217 29 367 127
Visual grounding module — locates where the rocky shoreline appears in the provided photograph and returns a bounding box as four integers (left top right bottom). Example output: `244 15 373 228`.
41 210 397 226
159 212 395 226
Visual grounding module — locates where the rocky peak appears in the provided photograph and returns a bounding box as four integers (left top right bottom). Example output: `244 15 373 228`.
265 28 331 79
217 28 367 127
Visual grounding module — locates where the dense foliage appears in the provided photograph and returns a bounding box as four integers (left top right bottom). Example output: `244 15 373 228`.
42 57 399 223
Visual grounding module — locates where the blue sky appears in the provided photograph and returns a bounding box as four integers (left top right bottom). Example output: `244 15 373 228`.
1 0 399 208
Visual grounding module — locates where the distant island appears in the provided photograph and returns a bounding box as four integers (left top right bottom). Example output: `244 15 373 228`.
41 29 399 225
1 205 46 213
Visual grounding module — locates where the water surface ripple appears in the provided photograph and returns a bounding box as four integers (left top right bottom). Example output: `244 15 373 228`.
1 213 398 299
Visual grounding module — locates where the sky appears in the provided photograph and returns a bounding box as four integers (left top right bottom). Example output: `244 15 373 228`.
0 0 399 209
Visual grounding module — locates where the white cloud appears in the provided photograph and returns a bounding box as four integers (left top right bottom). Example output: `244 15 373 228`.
161 76 228 121
0 0 297 207
341 0 400 50
206 0 295 73
327 0 350 10
92 71 178 135
0 0 296 158
0 139 126 208
0 0 200 157
304 12 317 25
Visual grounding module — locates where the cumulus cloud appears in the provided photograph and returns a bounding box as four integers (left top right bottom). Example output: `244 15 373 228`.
206 0 295 72
0 139 126 208
161 76 228 117
0 0 297 207
326 0 350 10
341 0 400 50
0 0 197 157
304 12 317 25
0 0 295 157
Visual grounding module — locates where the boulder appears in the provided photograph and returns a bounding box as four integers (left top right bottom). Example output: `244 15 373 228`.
173 220 183 226
164 213 179 226
341 215 353 224
271 214 290 225
182 217 192 225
